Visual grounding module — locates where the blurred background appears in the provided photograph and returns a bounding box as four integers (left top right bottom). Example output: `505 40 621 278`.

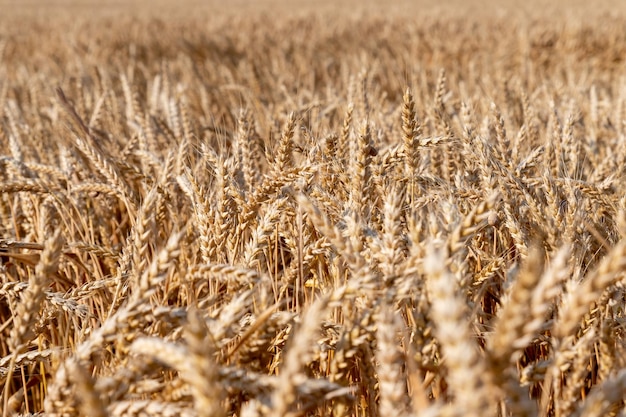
1 0 626 19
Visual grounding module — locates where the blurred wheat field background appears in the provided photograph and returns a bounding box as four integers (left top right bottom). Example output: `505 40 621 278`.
2 1 626 416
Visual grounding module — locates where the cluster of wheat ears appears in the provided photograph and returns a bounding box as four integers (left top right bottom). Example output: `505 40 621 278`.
1 6 626 417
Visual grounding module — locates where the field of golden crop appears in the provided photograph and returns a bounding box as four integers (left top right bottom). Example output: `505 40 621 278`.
2 1 626 416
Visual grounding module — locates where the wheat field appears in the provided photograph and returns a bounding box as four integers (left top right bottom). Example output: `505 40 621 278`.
2 1 626 416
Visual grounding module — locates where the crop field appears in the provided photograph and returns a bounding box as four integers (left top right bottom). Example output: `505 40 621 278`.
2 1 626 416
